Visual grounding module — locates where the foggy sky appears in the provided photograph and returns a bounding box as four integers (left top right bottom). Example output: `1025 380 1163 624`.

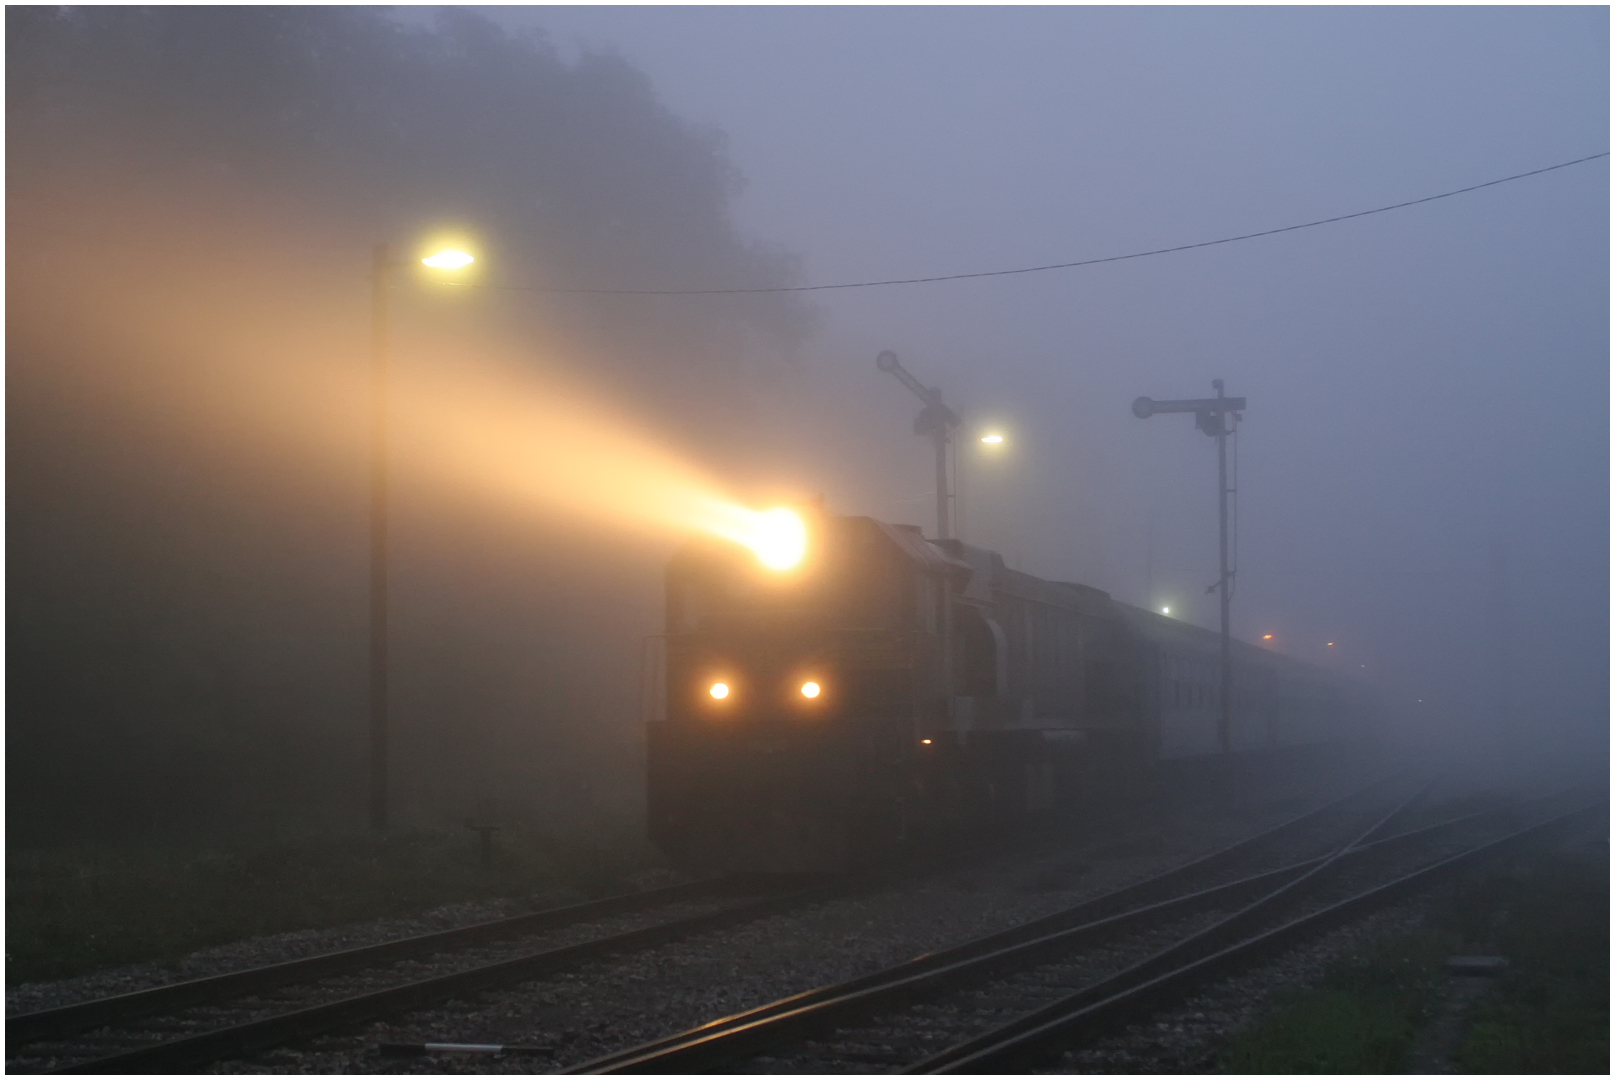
494 5 1608 755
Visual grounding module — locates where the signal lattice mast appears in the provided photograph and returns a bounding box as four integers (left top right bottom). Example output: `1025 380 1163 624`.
1132 380 1246 755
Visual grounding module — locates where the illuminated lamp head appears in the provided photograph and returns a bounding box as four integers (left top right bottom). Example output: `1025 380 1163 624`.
421 249 475 270
708 681 730 700
799 681 821 699
750 508 807 571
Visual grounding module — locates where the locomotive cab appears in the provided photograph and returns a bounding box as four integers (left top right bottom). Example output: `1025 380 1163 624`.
649 511 957 871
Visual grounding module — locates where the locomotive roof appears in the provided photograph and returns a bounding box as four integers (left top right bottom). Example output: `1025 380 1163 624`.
866 522 1117 617
864 518 973 578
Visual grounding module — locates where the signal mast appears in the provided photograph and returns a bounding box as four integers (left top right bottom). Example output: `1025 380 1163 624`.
876 350 961 540
1132 380 1246 754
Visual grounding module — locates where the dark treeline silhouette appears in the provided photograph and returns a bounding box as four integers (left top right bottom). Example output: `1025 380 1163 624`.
7 7 814 844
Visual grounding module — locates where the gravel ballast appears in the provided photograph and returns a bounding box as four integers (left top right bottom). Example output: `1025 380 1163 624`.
9 766 1396 1074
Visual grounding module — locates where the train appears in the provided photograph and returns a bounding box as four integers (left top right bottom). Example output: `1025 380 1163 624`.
646 506 1373 871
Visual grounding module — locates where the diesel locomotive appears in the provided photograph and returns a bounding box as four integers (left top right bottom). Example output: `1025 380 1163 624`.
646 507 1367 871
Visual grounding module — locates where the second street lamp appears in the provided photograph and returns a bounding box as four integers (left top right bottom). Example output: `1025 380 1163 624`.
369 241 476 832
956 427 1009 544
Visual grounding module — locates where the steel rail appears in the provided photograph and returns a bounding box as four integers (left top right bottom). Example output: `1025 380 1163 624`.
14 772 1328 1068
571 781 1441 1073
7 874 763 1046
42 881 832 1075
907 786 1422 1072
917 801 1605 1073
17 775 1399 1073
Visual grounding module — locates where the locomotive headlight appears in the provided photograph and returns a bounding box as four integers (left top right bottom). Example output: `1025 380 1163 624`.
752 508 807 571
708 682 731 700
799 681 821 699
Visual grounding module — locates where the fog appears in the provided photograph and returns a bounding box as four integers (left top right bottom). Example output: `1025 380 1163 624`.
8 7 1606 845
510 4 1608 774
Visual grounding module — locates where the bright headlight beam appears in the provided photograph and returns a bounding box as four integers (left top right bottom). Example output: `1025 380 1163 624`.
708 682 730 700
800 681 821 699
750 507 807 570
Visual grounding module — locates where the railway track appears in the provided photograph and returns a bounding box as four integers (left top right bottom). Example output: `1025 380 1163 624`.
914 800 1602 1074
567 787 1597 1073
8 769 1439 1074
7 873 824 1074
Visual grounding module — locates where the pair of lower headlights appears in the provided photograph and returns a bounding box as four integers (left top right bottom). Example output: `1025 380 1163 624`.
709 681 820 700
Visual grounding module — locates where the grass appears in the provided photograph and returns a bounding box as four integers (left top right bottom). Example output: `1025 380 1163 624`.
7 821 662 985
1457 853 1609 1074
1219 921 1455 1073
1220 838 1609 1074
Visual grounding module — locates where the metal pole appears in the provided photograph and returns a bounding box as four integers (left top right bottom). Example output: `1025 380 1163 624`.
1145 508 1155 606
1214 379 1232 755
875 352 958 542
1490 538 1512 757
1131 383 1245 755
369 242 391 830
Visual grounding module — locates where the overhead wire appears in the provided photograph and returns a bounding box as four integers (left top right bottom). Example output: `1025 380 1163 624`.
11 152 1604 295
439 151 1608 296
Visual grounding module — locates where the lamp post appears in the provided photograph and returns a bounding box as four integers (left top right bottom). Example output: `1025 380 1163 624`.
368 241 475 831
1132 380 1246 754
955 429 1007 544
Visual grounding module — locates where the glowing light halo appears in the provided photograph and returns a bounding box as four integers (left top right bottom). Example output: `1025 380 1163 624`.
708 682 730 700
422 249 475 270
800 681 821 699
754 508 807 570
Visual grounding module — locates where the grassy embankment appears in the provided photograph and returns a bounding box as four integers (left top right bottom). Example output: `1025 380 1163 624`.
1220 837 1609 1073
7 823 659 985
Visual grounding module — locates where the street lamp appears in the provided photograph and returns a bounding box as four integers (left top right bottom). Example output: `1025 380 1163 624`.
957 427 1010 544
369 241 476 831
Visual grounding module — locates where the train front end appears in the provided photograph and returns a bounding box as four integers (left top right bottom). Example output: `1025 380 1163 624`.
648 510 953 872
